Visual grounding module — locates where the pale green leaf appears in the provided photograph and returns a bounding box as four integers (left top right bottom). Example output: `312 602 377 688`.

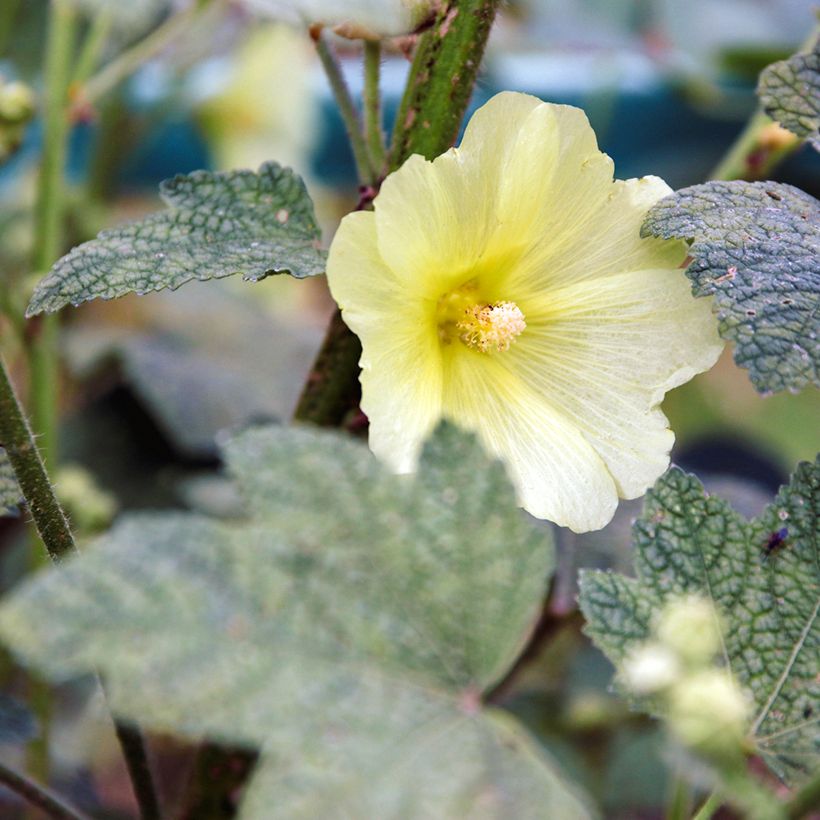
579 459 820 786
27 163 326 316
0 424 591 817
642 181 819 394
0 448 21 517
758 34 820 150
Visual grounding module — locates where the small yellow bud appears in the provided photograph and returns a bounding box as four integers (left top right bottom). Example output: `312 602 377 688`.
621 643 680 695
655 594 722 667
668 670 751 760
758 122 799 152
0 80 36 124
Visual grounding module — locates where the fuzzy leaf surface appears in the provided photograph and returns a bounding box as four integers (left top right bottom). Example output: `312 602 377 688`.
0 449 20 517
579 460 820 786
642 181 819 393
27 163 325 315
0 424 590 817
758 35 820 149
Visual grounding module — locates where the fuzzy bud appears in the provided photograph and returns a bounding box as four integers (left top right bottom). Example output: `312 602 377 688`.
655 594 722 667
621 642 680 695
667 670 751 760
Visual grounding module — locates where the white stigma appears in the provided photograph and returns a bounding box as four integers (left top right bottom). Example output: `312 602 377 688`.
457 301 526 353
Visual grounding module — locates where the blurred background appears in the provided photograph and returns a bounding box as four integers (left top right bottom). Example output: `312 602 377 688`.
0 0 818 816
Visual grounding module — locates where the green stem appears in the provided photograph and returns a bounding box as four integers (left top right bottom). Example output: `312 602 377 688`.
692 791 723 820
709 109 800 181
0 359 74 561
363 39 386 176
80 2 210 106
29 0 77 475
71 10 113 89
786 769 820 819
0 759 91 820
390 0 501 168
665 774 692 820
295 0 501 428
312 27 374 186
0 360 163 819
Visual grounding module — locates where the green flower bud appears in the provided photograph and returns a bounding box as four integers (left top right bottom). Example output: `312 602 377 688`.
655 594 722 667
667 669 751 761
0 80 36 125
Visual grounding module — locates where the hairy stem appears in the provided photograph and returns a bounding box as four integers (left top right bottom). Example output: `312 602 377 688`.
295 0 501 428
363 39 386 176
0 759 90 820
390 0 500 168
312 27 375 186
0 358 74 561
0 360 163 819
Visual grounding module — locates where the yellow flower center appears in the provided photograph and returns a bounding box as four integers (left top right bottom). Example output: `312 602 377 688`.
437 283 526 353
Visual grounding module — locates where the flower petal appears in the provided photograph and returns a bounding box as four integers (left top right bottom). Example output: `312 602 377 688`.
505 175 687 296
327 211 443 472
440 348 619 532
510 267 723 498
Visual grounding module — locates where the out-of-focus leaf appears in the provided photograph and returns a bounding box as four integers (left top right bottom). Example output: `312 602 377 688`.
758 34 820 150
642 181 819 394
0 449 20 517
0 424 592 817
27 163 325 316
63 284 324 458
579 460 820 786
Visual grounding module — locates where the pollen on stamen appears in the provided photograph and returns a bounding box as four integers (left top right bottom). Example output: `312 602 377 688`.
457 301 526 353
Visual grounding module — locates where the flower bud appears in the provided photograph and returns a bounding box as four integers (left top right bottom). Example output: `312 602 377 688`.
0 80 36 125
667 670 750 761
621 642 680 695
655 594 721 667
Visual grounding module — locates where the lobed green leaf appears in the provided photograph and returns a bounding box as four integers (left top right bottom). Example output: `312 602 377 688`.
0 424 591 817
642 180 819 394
579 459 820 786
27 162 326 316
758 34 820 150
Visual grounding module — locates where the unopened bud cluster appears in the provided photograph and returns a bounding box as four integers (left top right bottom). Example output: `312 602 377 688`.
620 594 751 763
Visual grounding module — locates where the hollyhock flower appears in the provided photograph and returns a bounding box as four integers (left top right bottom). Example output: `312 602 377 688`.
326 92 723 532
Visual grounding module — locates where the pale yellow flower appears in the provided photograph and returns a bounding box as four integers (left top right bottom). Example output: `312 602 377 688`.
326 92 723 532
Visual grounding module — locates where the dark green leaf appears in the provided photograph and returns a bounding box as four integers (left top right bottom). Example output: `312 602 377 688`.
579 460 820 786
0 424 591 817
27 163 326 316
0 448 21 517
642 180 819 393
758 34 820 149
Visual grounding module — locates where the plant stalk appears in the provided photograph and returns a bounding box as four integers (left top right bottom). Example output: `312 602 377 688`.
79 3 209 106
295 0 501 428
692 790 722 820
311 27 375 186
0 759 91 820
363 39 386 176
0 359 163 819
